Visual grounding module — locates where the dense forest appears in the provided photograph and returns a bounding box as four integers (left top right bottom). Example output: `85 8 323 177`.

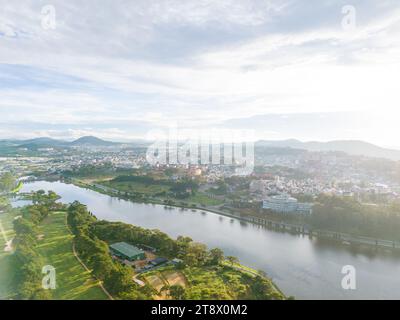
307 195 400 241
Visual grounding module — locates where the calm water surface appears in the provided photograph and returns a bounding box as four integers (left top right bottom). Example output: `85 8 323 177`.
14 181 400 299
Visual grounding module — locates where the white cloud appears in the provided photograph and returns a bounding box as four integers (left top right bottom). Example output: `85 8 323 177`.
0 1 399 146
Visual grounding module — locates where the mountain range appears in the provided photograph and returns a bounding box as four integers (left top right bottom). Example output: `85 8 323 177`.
1 136 400 161
4 136 117 148
255 139 400 161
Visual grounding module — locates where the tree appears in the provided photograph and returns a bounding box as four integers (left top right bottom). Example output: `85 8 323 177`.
176 236 193 254
184 242 208 266
13 217 37 237
104 265 134 295
209 248 224 265
32 289 52 300
90 253 114 281
169 285 186 300
258 270 267 278
0 172 15 192
160 284 170 295
250 276 279 300
119 289 149 300
0 196 10 211
226 256 239 267
184 253 198 267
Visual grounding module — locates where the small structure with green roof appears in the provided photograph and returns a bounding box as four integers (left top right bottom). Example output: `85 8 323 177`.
109 242 146 261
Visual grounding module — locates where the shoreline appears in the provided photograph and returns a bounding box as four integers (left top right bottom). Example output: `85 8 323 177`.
15 179 400 299
15 185 286 300
62 177 400 252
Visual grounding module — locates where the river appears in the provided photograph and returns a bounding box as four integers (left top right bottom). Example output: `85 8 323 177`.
13 181 400 299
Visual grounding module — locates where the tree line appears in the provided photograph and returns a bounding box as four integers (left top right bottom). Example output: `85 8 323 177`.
12 192 57 299
307 194 400 240
67 201 151 299
112 175 199 198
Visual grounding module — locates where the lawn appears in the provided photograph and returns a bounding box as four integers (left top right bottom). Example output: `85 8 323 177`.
163 270 188 287
186 193 224 206
35 212 108 300
0 208 18 299
101 181 170 195
97 179 225 208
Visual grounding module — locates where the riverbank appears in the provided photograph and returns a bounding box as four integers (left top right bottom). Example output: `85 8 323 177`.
15 180 400 299
13 185 286 300
66 197 286 300
64 177 400 252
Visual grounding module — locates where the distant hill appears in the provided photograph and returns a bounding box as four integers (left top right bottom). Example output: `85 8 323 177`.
256 139 400 161
18 137 67 147
70 136 116 147
0 136 117 149
2 136 400 160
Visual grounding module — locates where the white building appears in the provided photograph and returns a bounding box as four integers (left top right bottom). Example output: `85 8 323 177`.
262 194 313 215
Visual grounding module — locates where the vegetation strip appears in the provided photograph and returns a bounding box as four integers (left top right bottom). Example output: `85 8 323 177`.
71 241 113 300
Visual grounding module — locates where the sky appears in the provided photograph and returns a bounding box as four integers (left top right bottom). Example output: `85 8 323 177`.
0 0 400 147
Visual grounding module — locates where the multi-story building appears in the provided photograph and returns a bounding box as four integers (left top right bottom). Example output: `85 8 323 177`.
262 194 313 215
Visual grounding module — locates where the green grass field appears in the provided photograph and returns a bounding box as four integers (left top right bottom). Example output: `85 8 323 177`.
35 212 108 300
0 207 18 299
186 193 224 206
101 180 170 195
100 180 223 207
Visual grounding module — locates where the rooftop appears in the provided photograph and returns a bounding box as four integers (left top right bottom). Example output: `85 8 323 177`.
110 242 144 258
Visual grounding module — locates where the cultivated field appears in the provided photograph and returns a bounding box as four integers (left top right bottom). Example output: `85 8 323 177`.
142 269 188 300
163 270 188 287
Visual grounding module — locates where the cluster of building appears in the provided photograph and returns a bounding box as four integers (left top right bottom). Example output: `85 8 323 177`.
109 242 181 273
0 149 149 177
2 142 400 218
250 170 400 196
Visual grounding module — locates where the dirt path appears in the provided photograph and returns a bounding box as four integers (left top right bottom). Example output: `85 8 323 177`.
71 242 114 300
64 216 113 300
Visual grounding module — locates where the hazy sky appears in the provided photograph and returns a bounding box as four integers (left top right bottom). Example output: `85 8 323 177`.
0 1 399 147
